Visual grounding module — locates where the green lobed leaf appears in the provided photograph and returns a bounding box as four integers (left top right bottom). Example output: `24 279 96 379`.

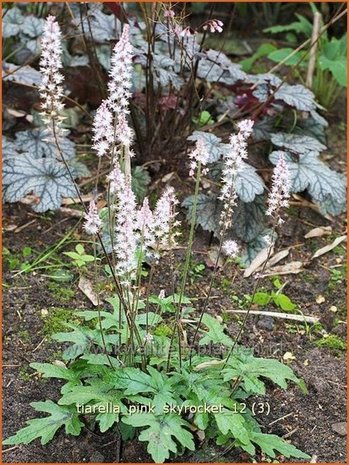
122 413 194 463
3 401 83 446
199 314 233 347
251 432 310 459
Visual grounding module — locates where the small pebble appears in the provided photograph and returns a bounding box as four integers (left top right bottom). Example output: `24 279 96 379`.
257 316 274 331
331 422 347 436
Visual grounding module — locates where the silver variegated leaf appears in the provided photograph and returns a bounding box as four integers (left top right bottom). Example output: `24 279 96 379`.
235 162 265 202
3 136 19 160
3 62 42 87
187 131 226 163
271 132 326 154
319 196 346 216
3 6 23 38
22 15 45 38
182 194 221 235
269 150 346 205
3 154 76 212
231 196 266 242
274 84 317 111
245 73 282 87
15 128 76 160
80 10 120 43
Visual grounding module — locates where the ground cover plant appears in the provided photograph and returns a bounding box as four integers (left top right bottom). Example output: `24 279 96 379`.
2 2 347 463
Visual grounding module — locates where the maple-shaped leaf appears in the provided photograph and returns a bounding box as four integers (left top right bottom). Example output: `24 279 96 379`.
3 401 83 446
122 413 195 463
113 367 176 413
214 408 251 445
199 314 233 347
251 432 310 459
223 352 306 394
3 154 76 212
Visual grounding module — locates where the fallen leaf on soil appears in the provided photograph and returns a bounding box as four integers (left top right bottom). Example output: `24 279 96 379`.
283 352 296 362
3 224 18 232
316 295 325 304
194 359 225 371
264 249 289 269
59 207 84 218
227 309 319 324
52 360 67 368
304 226 332 239
62 194 94 206
161 172 175 183
259 261 303 276
311 235 346 259
78 276 101 306
243 246 274 278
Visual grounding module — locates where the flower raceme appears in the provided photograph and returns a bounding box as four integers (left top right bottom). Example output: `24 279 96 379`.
138 188 179 260
105 164 179 276
220 119 254 229
266 154 291 224
92 24 134 160
84 200 102 236
189 138 210 177
92 101 114 158
108 24 134 148
39 16 64 122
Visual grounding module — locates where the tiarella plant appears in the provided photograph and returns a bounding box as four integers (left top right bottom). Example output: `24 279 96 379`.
3 15 313 463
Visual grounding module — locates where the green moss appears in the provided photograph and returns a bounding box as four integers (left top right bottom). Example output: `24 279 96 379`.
19 366 31 381
18 330 31 343
315 334 346 352
41 307 77 336
47 282 75 303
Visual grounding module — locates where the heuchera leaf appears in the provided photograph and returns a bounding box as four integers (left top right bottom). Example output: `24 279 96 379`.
3 154 76 212
3 401 83 445
187 131 225 163
15 128 76 160
22 15 45 38
239 228 276 267
182 194 221 235
231 196 266 242
2 6 23 38
80 9 120 43
235 162 265 202
271 132 326 154
274 84 317 111
269 150 346 206
3 62 42 87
